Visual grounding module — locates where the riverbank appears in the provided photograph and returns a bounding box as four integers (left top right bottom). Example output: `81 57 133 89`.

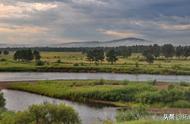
0 65 190 75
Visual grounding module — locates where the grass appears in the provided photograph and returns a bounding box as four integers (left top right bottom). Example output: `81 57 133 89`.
8 80 190 108
116 120 190 124
0 52 189 74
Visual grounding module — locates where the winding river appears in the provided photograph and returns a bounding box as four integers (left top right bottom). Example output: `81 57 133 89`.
0 72 189 82
2 89 116 124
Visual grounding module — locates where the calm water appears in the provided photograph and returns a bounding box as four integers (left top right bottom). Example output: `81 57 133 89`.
2 89 116 124
0 72 189 82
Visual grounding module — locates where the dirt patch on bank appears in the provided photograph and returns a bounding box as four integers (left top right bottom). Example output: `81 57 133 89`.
155 82 170 90
149 108 190 114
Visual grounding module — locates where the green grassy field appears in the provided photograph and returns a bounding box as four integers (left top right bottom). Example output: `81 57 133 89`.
8 80 190 108
0 52 189 74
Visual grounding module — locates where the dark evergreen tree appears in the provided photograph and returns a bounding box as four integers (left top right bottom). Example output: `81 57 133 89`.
152 44 160 57
145 53 154 64
3 50 9 55
33 50 41 61
176 46 184 57
14 49 34 62
106 49 118 64
184 46 190 57
162 44 175 58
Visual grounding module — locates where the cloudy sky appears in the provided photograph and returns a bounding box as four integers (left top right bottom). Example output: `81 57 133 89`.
0 0 190 45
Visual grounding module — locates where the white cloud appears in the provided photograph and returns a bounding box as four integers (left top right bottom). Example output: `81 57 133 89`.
160 24 190 31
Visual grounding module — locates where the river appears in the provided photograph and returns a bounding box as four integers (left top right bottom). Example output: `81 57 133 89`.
0 72 189 82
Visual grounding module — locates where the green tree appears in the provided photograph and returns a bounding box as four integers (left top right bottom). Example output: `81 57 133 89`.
0 93 5 108
152 44 160 57
3 50 9 55
14 49 34 62
106 49 118 64
162 44 175 58
176 46 184 57
184 46 190 57
33 50 41 61
145 53 154 64
86 50 94 63
86 48 104 64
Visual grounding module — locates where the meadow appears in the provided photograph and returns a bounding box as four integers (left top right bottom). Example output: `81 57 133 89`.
0 52 190 75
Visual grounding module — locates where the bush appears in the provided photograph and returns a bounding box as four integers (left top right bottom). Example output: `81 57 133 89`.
116 106 148 122
172 64 181 70
56 59 62 63
35 60 45 66
0 58 6 62
73 63 79 66
179 82 189 87
0 111 16 124
168 84 175 90
171 100 190 108
13 103 81 124
0 93 5 108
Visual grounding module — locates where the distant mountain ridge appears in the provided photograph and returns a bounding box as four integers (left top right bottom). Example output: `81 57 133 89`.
56 37 153 48
0 37 153 48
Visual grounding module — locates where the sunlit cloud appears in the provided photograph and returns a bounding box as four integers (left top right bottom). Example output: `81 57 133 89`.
0 2 58 18
98 29 141 38
0 25 48 33
71 0 107 6
160 23 190 31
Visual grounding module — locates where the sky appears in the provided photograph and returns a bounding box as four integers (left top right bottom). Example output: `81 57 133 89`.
0 0 190 45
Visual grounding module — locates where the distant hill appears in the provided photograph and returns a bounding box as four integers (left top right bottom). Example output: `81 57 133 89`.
55 37 153 47
0 37 154 48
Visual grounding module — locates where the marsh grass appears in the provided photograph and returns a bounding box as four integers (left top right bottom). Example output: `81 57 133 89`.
8 80 190 108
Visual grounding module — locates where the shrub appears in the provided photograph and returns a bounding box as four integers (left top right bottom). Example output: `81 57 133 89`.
0 58 6 62
171 100 190 108
172 64 181 70
0 93 5 108
148 80 157 85
0 111 16 124
135 62 139 68
73 63 79 66
116 106 148 122
168 84 175 90
179 82 189 87
14 103 81 124
56 59 62 63
35 60 45 66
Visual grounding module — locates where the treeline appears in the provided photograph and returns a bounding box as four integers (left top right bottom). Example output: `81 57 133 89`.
1 44 189 57
0 50 9 55
86 48 118 64
14 49 41 61
84 44 190 64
